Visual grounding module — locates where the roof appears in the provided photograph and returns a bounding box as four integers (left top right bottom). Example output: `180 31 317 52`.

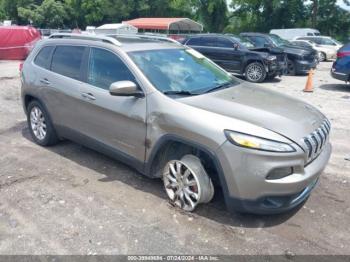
123 18 203 32
47 33 182 52
96 23 136 30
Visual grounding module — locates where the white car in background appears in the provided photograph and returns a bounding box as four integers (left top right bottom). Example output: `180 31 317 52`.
270 28 320 40
294 36 342 57
291 39 337 61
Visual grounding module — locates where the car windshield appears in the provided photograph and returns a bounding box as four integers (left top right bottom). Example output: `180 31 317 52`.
229 35 255 48
128 48 239 95
269 34 290 47
333 39 342 45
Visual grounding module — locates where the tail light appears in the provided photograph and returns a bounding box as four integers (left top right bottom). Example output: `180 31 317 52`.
337 51 350 58
19 62 24 72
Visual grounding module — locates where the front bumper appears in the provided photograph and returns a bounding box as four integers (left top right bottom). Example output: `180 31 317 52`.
295 59 318 74
216 141 332 214
266 60 286 76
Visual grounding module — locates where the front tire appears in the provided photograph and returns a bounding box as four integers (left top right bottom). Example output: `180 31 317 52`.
27 100 59 146
245 62 267 83
162 155 214 212
286 59 296 75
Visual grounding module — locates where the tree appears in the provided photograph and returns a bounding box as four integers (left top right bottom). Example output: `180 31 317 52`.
18 0 68 28
64 0 106 28
195 0 228 32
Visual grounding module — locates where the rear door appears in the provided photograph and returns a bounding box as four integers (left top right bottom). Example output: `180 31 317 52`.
186 36 218 60
76 47 147 162
41 45 88 132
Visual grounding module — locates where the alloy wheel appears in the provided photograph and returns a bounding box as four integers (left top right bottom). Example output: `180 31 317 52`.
30 106 47 140
163 155 214 212
246 64 263 82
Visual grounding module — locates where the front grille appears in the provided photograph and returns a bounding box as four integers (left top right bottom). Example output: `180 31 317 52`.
302 119 331 163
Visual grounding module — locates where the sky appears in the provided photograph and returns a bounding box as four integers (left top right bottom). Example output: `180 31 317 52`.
227 0 350 11
337 0 350 10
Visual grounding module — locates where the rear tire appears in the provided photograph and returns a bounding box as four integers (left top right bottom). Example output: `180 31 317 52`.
27 100 59 146
245 62 267 83
319 52 326 62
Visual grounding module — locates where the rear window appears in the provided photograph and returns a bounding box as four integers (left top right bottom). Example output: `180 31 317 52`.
51 46 86 80
34 46 54 69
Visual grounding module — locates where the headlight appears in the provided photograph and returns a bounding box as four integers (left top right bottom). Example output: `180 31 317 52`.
266 55 277 61
224 130 296 152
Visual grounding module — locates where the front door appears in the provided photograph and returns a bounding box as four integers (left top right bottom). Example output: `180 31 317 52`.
77 47 147 163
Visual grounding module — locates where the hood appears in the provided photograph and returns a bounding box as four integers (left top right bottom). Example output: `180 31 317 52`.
249 46 284 54
281 44 315 56
179 83 325 144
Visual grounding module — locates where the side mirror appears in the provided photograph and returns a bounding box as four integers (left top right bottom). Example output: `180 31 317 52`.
264 43 271 48
109 81 144 98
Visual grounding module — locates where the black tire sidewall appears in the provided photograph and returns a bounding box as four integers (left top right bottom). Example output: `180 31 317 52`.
286 59 296 75
245 62 267 83
27 100 58 146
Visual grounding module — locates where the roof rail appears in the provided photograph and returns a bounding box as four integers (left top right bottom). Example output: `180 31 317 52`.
111 33 181 45
49 33 122 46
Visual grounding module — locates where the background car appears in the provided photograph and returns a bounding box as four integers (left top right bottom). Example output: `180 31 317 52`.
182 34 286 82
270 28 320 40
331 43 350 83
291 39 337 62
241 32 318 75
295 36 342 53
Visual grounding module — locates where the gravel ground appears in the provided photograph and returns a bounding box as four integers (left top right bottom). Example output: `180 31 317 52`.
0 60 349 255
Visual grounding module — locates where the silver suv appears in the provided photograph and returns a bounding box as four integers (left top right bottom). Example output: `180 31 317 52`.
21 33 332 214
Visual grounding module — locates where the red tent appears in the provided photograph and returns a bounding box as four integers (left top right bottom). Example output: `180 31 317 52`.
123 18 203 32
0 26 41 60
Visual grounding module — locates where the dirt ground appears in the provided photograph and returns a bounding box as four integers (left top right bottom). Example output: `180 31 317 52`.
0 60 349 255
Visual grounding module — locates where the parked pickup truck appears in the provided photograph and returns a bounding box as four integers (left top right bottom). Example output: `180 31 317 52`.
181 34 287 83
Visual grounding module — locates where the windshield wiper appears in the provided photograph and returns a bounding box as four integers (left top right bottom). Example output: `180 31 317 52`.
204 82 233 94
162 90 198 96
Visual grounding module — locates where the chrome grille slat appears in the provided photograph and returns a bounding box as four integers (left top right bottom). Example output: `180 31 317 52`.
302 120 331 163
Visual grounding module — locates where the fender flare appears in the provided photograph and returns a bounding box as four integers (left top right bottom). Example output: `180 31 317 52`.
144 134 232 210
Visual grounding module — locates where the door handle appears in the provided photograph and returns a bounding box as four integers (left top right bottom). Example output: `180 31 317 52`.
40 78 50 85
81 92 96 101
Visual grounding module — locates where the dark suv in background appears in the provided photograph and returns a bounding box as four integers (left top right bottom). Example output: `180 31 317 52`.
241 33 318 75
331 43 350 83
182 34 286 82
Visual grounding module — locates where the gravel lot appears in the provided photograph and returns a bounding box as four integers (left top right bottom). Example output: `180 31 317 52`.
0 60 349 255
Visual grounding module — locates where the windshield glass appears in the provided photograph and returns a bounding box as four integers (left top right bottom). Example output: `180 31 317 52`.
128 48 239 95
269 34 290 47
229 35 255 48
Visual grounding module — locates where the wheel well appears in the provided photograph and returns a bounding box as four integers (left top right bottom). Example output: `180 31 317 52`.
149 140 221 186
24 95 36 112
244 60 264 71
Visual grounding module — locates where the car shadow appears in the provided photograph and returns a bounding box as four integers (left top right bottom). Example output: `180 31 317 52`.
318 84 349 92
21 126 302 229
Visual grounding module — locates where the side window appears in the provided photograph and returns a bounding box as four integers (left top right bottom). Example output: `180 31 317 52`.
307 33 313 36
87 48 136 90
34 46 54 69
201 37 217 47
216 37 233 48
186 37 202 46
51 46 86 80
251 36 267 47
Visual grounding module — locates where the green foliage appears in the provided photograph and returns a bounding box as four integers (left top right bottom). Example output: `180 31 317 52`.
226 0 350 40
18 0 68 28
0 0 349 41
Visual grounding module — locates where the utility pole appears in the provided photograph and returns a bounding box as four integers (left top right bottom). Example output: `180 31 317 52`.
311 0 318 28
